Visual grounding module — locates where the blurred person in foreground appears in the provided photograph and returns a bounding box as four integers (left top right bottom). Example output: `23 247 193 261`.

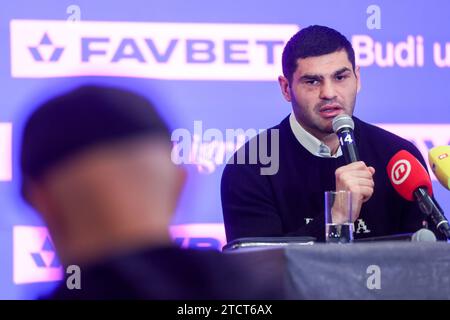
20 85 284 299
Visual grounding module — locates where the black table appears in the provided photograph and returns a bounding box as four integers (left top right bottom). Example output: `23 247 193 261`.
225 241 450 299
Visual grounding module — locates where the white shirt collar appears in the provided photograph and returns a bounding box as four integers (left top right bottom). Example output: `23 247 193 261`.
289 112 342 158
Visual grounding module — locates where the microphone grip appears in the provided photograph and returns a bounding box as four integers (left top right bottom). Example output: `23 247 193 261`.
414 188 450 239
337 128 359 163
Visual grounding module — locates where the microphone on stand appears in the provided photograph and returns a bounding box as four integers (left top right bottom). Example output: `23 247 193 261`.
353 228 436 242
411 228 437 242
387 150 450 239
428 145 450 191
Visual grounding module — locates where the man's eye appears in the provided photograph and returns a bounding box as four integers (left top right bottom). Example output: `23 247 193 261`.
336 75 349 81
306 80 319 85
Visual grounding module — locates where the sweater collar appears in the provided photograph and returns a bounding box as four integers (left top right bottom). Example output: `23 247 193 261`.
288 112 343 158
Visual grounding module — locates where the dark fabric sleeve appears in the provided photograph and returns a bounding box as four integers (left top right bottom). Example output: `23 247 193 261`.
221 161 283 242
221 159 325 242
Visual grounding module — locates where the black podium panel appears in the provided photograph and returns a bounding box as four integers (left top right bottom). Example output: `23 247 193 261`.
226 242 450 299
285 242 450 299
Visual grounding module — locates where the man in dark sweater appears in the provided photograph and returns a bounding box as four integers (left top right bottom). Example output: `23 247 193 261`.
221 25 440 243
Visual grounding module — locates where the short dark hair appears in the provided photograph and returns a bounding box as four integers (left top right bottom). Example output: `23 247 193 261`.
282 25 355 83
20 85 170 198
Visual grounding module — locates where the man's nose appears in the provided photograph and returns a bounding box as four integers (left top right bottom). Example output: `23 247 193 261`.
319 80 337 100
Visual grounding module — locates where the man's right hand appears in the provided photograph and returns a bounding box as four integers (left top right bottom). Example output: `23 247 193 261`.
335 161 375 222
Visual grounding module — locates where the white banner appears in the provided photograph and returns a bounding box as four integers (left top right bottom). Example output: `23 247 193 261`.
10 20 299 81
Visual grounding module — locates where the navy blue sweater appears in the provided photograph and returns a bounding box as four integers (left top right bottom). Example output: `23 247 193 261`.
221 115 438 242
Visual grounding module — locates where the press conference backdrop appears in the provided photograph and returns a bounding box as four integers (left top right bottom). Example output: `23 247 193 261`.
1 0 449 299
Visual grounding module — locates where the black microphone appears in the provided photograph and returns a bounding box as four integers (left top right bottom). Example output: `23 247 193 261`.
332 114 359 163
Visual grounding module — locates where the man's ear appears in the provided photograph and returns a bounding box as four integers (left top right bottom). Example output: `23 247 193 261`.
170 164 186 207
176 165 186 193
25 181 54 223
355 66 361 93
278 75 292 102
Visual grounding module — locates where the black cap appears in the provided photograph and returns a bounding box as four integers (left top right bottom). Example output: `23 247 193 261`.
20 85 170 190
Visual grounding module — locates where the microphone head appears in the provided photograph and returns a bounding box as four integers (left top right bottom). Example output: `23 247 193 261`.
428 145 450 190
411 228 437 242
386 150 433 201
332 114 354 133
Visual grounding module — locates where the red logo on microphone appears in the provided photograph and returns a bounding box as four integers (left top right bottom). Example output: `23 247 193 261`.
391 159 412 185
438 153 448 160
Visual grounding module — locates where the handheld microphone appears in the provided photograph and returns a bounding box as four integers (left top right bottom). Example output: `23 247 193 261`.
428 145 450 190
332 114 359 163
387 150 450 239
